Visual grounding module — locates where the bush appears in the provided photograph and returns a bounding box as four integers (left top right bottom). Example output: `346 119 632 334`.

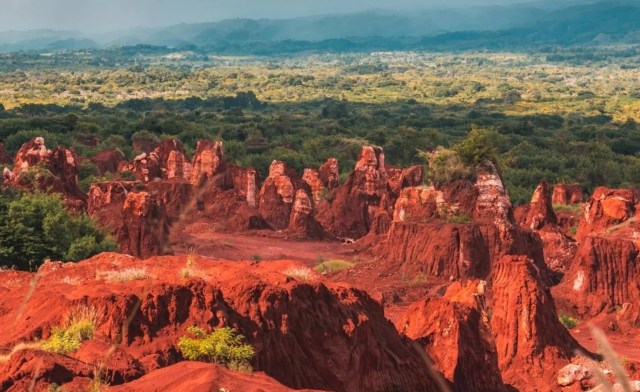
178 326 254 371
42 305 97 354
421 147 472 186
0 191 117 270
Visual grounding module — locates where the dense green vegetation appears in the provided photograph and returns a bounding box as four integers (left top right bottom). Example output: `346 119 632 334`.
2 48 640 204
0 191 117 270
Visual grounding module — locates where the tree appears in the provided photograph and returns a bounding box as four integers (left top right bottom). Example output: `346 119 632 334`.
454 127 500 168
0 191 117 270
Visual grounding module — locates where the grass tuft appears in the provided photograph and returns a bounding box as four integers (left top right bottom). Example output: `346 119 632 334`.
96 268 147 283
315 259 355 274
283 266 317 282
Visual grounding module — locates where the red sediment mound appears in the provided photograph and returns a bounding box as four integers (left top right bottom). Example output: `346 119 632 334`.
491 256 581 389
91 149 125 176
0 255 441 392
397 281 506 392
0 349 93 392
552 183 584 205
319 157 339 189
523 181 557 230
110 361 321 392
555 236 640 317
576 187 636 242
155 138 192 180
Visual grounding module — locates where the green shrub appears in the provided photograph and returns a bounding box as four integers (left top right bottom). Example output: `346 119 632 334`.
420 147 472 186
559 314 579 329
42 306 97 354
178 326 254 371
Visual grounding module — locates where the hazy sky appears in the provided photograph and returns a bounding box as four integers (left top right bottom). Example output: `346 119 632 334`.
1 0 549 32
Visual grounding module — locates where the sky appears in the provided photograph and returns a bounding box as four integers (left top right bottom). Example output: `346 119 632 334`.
1 0 553 32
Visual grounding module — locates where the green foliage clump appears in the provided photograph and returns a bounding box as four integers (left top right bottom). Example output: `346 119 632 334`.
0 191 117 270
559 314 579 329
453 127 500 168
42 306 97 354
178 326 255 372
420 147 472 186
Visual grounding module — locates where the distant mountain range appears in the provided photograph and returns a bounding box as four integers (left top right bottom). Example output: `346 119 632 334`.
1 0 639 53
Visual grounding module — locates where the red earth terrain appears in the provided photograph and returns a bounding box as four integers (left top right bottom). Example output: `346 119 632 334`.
2 137 640 391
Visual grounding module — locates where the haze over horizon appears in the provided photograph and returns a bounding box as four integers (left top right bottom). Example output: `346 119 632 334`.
2 0 575 33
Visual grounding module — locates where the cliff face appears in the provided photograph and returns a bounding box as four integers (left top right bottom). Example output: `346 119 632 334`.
576 187 636 242
491 256 580 390
556 236 640 317
397 281 506 392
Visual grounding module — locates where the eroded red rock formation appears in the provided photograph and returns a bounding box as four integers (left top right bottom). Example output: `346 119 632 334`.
491 256 581 390
397 281 506 392
555 236 640 317
287 189 323 239
316 146 389 238
88 182 173 258
576 187 636 242
92 149 126 176
190 140 223 185
0 256 442 392
155 139 192 180
259 160 297 230
552 184 583 205
7 137 85 208
518 181 577 273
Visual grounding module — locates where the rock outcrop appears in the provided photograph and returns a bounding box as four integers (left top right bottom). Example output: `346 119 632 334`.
287 189 323 239
88 182 173 258
491 256 581 390
8 137 85 208
397 281 506 392
518 181 577 273
377 163 551 282
190 140 224 185
319 158 339 189
259 160 297 230
555 236 640 317
155 139 192 180
552 184 583 205
576 187 636 242
316 146 389 238
0 256 442 392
